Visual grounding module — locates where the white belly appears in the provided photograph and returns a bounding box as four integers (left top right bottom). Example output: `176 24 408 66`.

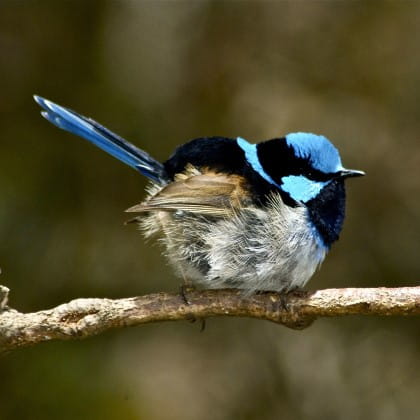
140 193 327 294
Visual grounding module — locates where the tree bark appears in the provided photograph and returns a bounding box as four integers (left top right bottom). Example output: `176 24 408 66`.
0 285 419 354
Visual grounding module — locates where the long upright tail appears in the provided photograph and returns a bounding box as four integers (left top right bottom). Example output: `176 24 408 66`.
34 95 168 184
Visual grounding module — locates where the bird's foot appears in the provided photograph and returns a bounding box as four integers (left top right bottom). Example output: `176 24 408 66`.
179 284 196 306
279 288 310 312
179 284 206 332
255 288 307 312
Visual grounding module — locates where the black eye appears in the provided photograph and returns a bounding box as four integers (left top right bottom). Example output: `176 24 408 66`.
305 170 331 182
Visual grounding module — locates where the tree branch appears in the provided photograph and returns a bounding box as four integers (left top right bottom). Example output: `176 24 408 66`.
0 285 419 353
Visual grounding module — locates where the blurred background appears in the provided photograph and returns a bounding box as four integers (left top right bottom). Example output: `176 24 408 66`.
0 1 419 419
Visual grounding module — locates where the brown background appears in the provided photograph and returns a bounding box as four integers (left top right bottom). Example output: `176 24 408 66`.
0 2 419 419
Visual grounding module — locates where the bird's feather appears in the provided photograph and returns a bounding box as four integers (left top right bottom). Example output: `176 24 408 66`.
33 95 168 183
126 170 252 217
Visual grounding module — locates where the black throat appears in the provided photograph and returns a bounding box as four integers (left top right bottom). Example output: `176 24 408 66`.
306 179 346 248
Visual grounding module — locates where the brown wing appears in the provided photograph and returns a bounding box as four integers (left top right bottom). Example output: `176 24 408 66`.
126 171 252 217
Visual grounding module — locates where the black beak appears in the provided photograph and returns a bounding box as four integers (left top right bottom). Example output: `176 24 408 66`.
339 169 366 179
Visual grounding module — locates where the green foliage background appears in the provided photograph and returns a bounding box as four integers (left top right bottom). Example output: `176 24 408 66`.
0 1 419 419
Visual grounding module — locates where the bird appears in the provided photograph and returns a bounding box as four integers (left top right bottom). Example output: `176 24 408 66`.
34 95 364 294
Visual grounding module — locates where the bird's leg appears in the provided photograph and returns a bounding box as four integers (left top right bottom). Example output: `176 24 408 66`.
161 217 206 330
160 220 193 302
279 292 290 312
179 282 195 306
178 272 208 331
178 264 196 305
178 282 206 331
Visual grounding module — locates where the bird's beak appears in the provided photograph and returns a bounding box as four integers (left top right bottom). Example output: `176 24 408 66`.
339 169 366 179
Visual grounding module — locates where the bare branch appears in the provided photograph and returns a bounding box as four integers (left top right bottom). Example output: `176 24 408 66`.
0 286 419 353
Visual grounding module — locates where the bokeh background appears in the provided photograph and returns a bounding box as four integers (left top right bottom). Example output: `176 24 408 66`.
1 1 419 419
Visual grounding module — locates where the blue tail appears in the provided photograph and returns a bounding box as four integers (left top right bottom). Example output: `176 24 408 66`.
34 95 168 183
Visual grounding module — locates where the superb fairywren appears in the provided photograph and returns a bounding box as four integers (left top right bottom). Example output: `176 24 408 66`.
34 95 364 294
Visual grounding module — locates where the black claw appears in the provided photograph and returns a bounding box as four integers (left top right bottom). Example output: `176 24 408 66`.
279 293 290 312
199 318 206 332
179 284 196 305
278 288 309 312
179 284 207 330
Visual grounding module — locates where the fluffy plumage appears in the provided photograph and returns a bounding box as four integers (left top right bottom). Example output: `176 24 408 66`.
136 174 326 293
34 95 364 293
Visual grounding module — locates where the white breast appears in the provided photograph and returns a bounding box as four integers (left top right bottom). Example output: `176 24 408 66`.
202 194 328 293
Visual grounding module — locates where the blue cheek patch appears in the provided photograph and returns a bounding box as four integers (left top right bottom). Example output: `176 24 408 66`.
281 175 330 203
237 137 282 188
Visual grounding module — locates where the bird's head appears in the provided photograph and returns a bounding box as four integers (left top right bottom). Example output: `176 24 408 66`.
252 132 364 204
236 132 364 247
